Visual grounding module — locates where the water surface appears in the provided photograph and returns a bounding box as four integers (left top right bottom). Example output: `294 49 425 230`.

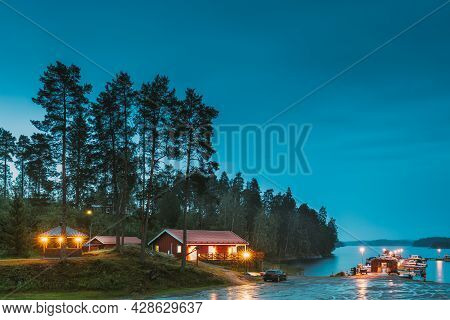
162 246 450 300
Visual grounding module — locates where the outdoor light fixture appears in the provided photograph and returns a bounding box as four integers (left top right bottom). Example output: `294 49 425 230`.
85 209 93 215
242 251 251 259
40 236 49 243
359 247 365 265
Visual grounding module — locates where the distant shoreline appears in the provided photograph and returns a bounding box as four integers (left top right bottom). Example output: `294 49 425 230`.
339 237 450 249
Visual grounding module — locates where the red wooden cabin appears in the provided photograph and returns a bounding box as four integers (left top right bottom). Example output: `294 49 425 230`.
148 229 249 261
83 236 141 251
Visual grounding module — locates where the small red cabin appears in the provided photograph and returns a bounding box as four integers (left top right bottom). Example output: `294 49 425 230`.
83 236 141 251
148 229 249 261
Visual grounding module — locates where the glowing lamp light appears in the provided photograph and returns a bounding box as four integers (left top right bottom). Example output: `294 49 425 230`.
359 247 365 254
75 237 82 243
437 248 441 253
242 251 251 260
40 236 49 243
57 237 64 243
85 209 93 215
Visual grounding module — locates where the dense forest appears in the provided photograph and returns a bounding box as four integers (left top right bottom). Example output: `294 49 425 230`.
0 61 338 261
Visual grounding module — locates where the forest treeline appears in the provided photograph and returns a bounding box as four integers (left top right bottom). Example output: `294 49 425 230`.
0 61 337 260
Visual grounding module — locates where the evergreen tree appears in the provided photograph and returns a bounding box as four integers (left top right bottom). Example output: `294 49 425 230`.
172 88 218 270
109 72 137 252
15 135 30 198
242 178 262 243
32 61 91 258
0 196 31 257
67 95 93 208
26 134 56 198
0 128 16 198
136 74 176 261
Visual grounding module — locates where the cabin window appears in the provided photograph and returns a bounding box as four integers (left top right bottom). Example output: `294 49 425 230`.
177 245 182 253
208 246 216 254
228 246 237 254
155 244 159 252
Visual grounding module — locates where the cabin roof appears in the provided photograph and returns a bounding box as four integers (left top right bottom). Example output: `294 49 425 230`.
40 226 87 237
84 236 141 245
148 229 249 245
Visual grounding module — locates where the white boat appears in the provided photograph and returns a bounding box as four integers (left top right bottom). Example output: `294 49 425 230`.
400 255 427 269
398 270 415 279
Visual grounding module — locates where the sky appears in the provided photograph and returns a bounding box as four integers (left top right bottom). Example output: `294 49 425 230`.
0 0 449 241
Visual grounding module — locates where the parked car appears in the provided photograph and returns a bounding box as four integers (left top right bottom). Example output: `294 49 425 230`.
263 269 287 282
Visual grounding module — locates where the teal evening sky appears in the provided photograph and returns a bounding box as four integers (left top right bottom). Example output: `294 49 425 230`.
0 0 449 240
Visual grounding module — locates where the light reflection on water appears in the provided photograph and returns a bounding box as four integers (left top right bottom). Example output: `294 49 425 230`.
162 276 449 300
160 246 450 300
356 278 367 300
436 261 443 283
291 246 449 284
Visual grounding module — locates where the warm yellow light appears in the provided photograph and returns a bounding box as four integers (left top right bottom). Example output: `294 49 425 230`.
58 237 64 243
75 237 82 243
242 251 251 260
85 209 93 215
40 236 48 243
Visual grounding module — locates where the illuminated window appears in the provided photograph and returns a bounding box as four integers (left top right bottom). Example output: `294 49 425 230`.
155 245 159 252
177 245 182 253
208 246 216 254
228 246 237 254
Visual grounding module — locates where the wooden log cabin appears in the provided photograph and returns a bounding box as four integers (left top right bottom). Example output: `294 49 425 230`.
148 229 249 261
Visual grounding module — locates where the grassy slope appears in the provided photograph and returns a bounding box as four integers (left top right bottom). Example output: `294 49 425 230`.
0 248 228 299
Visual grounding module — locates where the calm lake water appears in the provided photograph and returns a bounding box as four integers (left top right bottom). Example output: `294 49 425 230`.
161 246 450 300
287 246 449 284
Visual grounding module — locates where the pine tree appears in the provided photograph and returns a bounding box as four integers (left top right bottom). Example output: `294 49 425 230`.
109 72 137 252
15 135 30 198
32 61 91 259
26 133 56 198
172 88 218 270
0 196 31 257
68 97 93 208
0 128 16 199
137 74 176 261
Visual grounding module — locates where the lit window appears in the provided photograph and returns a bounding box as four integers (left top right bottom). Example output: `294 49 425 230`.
155 245 159 252
208 246 216 254
228 246 237 254
177 245 182 253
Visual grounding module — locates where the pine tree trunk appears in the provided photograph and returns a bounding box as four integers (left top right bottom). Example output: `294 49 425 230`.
110 114 120 252
61 93 68 260
3 156 6 198
21 158 24 198
181 135 192 271
139 125 147 262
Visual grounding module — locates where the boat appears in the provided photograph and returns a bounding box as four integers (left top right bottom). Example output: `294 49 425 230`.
398 270 415 279
444 255 450 262
400 255 427 270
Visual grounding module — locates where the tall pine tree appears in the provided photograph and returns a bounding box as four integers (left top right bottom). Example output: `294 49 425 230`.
32 61 91 259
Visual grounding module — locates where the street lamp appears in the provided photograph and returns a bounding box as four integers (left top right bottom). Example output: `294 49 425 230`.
359 247 365 265
84 209 94 251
